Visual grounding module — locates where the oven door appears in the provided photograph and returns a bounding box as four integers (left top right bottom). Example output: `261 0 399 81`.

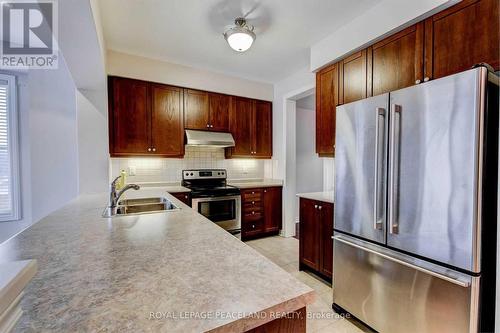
191 195 241 233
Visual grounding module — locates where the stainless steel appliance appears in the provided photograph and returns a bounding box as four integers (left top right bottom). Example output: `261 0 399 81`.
185 130 235 148
333 67 499 333
182 169 241 233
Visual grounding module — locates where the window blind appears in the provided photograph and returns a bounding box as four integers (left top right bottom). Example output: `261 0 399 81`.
0 75 19 221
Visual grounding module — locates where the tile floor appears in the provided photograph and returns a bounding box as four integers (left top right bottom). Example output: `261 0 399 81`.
245 236 373 333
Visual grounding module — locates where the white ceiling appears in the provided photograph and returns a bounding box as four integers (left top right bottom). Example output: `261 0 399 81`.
98 0 381 83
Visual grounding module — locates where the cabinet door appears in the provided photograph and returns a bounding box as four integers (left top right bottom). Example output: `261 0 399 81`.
299 198 320 271
229 97 254 156
109 77 150 156
424 0 499 80
254 101 272 158
263 187 282 233
184 89 209 130
319 202 334 278
339 50 367 105
367 23 424 96
208 93 230 132
170 192 191 206
151 84 184 157
316 63 338 156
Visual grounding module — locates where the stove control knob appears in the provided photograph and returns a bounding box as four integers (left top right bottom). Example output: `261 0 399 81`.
190 173 194 176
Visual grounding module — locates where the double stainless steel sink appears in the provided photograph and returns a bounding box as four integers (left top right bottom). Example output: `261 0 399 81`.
102 197 179 217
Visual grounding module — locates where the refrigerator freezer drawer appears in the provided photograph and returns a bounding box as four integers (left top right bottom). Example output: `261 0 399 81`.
333 235 479 333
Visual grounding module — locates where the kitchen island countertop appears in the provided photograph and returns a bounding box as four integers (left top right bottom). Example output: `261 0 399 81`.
0 188 314 332
296 191 334 204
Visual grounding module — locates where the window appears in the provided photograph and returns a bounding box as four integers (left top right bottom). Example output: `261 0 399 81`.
0 74 20 221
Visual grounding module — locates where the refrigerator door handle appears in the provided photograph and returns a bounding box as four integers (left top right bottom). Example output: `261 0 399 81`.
388 104 402 234
373 107 386 230
333 235 471 288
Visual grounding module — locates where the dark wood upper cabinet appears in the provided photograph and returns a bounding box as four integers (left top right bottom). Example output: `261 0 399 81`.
108 77 150 156
184 89 209 130
339 50 367 104
254 101 272 158
367 23 424 97
228 98 272 158
108 77 272 158
208 93 230 132
316 63 338 156
109 77 185 157
229 97 254 156
151 84 184 157
263 187 282 233
424 0 499 80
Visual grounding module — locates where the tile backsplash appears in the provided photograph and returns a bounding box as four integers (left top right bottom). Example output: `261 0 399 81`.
110 146 265 183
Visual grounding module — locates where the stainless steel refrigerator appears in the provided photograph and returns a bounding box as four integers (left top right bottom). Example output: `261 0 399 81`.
333 67 498 333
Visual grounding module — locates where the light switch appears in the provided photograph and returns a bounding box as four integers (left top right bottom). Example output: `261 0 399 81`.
128 166 136 176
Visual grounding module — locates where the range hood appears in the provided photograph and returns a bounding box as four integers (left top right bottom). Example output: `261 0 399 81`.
185 129 235 148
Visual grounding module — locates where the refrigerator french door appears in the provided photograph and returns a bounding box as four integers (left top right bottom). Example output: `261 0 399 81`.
333 67 498 333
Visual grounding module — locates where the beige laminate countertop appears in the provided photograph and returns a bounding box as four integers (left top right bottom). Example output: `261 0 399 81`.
228 179 283 189
1 188 314 332
296 191 334 204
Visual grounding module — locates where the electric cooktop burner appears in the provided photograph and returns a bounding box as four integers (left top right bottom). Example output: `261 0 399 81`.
181 169 240 198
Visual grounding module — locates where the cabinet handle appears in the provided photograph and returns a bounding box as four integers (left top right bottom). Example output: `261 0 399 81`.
252 191 255 194
147 148 152 152
415 79 421 84
252 211 255 215
206 124 210 128
185 195 188 199
318 206 322 210
210 124 214 128
423 77 430 82
252 201 255 204
252 224 255 229
314 204 318 209
152 147 156 152
264 190 267 193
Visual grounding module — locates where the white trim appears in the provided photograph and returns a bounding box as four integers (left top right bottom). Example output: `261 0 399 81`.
0 73 21 222
281 83 316 238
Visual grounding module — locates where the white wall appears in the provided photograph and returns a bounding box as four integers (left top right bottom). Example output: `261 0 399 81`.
295 106 323 222
296 107 323 194
77 90 109 194
272 67 315 237
28 55 80 223
107 50 274 101
310 0 459 71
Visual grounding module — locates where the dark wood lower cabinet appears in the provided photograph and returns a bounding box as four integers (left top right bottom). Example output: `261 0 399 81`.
299 198 334 280
169 192 192 206
245 307 306 333
241 187 282 241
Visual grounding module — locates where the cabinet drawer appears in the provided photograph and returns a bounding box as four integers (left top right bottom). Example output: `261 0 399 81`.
241 189 263 201
244 201 262 211
244 209 263 220
170 192 191 206
242 218 264 234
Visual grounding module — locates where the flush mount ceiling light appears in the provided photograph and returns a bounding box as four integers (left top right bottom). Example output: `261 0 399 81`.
223 17 256 52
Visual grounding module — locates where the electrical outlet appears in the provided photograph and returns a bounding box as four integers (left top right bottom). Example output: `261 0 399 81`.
128 166 136 176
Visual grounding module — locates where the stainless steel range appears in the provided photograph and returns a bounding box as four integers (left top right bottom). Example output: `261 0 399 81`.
182 169 241 234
